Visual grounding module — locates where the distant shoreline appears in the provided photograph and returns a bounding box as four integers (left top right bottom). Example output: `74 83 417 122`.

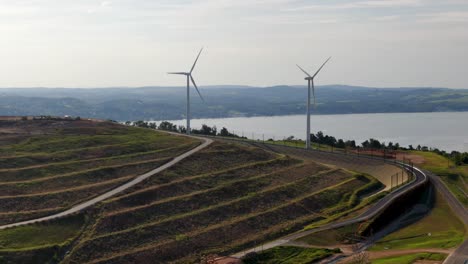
148 111 468 122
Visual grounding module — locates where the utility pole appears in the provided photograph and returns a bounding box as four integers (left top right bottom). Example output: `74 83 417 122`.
391 174 393 189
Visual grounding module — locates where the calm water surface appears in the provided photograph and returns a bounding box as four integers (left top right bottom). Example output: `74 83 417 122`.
165 112 468 152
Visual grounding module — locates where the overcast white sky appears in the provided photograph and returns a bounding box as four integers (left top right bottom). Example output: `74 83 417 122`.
0 0 467 88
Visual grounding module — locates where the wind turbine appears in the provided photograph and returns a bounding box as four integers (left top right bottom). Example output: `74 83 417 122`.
296 57 331 149
168 48 205 135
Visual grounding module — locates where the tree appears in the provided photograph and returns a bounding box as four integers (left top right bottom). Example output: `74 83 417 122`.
337 139 346 148
369 138 382 149
316 131 325 142
192 124 218 136
219 127 230 137
345 140 357 148
178 125 186 133
134 120 149 128
310 133 318 143
159 121 178 131
361 140 370 148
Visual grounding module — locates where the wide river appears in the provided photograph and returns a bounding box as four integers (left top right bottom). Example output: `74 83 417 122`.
164 112 468 152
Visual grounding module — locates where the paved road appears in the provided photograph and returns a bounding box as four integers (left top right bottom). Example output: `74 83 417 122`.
0 133 212 230
228 141 467 263
426 171 468 264
231 144 428 258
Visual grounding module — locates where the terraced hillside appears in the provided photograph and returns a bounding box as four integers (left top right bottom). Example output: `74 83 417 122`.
0 121 385 264
53 140 381 264
0 119 200 225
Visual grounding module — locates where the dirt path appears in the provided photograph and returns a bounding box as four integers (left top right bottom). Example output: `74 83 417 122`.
0 132 212 230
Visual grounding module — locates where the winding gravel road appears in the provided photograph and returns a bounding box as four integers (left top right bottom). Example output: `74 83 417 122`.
0 133 212 230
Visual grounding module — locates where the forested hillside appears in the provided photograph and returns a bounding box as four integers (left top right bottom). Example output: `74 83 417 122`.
0 85 467 120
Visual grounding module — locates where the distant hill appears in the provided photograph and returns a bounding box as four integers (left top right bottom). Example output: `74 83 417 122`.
0 85 467 121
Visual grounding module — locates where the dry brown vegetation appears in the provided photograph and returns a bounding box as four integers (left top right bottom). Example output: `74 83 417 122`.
61 141 375 264
0 119 199 225
0 120 381 264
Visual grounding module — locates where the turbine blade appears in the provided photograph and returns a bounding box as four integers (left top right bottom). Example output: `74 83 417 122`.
167 72 187 75
190 75 205 103
312 57 331 78
312 80 316 109
296 64 312 77
190 48 204 74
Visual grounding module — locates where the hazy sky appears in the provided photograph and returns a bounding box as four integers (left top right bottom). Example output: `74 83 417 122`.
0 0 467 88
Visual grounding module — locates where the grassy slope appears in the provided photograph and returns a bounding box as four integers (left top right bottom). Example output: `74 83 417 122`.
62 142 376 264
0 121 198 225
0 215 85 264
0 123 386 264
371 253 447 264
295 175 386 246
370 191 466 251
410 150 468 206
242 246 339 264
0 121 199 264
0 215 84 251
297 224 360 247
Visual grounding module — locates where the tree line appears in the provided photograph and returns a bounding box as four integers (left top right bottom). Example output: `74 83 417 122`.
128 121 243 138
128 121 468 165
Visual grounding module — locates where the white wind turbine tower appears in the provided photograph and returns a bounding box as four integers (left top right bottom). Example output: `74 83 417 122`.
168 48 205 135
296 57 331 149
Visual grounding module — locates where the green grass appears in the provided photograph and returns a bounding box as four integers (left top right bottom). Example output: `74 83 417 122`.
242 246 340 264
371 253 447 264
298 224 360 246
370 191 466 251
0 126 197 169
410 151 451 169
0 215 84 251
409 151 468 206
303 174 384 230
